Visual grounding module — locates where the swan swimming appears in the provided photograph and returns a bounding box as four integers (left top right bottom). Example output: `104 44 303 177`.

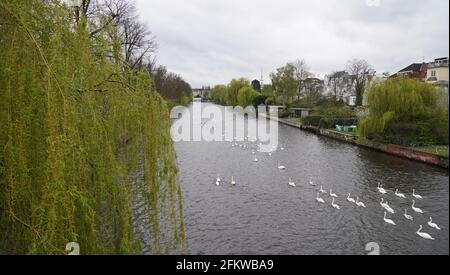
347 193 356 204
288 178 296 187
331 198 341 210
231 176 236 186
355 197 366 208
404 209 414 221
377 183 387 194
395 189 406 199
254 157 258 162
428 217 441 230
278 162 286 170
412 200 424 214
412 189 423 200
380 198 395 214
319 185 327 194
309 178 316 186
329 189 338 198
417 225 434 240
316 192 325 204
383 212 396 226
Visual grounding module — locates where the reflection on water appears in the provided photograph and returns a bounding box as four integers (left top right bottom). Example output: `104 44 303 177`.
174 104 449 255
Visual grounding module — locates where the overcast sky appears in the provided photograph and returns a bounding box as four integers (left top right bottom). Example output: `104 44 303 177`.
135 0 449 88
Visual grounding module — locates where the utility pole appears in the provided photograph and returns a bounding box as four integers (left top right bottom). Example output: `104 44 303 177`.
260 69 264 88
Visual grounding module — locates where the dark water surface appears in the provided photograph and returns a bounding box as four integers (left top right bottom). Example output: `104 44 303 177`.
174 104 449 255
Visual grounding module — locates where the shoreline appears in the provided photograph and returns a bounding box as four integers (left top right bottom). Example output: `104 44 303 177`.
263 114 449 169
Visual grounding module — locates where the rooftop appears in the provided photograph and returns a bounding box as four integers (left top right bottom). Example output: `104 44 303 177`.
428 57 449 68
398 63 425 73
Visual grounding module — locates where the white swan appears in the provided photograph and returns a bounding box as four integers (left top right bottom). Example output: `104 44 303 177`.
252 151 256 155
380 198 395 214
383 212 396 226
329 189 338 198
288 177 296 187
309 178 316 186
331 198 341 210
215 179 220 186
417 225 434 240
254 157 258 162
355 197 366 208
412 200 424 214
395 189 406 199
316 192 325 204
404 209 413 221
216 175 221 183
268 152 272 156
231 176 236 186
412 189 423 200
319 185 327 194
347 193 356 204
377 183 387 194
278 162 286 170
428 217 441 230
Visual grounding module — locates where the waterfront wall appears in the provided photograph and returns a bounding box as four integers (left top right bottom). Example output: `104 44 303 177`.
358 139 449 169
270 116 449 169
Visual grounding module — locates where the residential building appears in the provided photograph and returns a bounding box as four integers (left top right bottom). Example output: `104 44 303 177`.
394 63 428 80
298 77 325 101
324 71 357 105
192 86 211 99
426 57 449 83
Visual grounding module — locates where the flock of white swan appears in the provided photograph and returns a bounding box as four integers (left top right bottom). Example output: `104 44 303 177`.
213 136 443 242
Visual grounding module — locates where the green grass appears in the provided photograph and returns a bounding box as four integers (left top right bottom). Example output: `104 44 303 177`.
414 146 449 158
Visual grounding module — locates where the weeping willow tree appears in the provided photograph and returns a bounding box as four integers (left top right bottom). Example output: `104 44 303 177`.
0 0 185 254
359 77 449 146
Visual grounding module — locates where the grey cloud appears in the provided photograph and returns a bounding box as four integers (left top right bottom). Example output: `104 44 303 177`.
135 0 449 87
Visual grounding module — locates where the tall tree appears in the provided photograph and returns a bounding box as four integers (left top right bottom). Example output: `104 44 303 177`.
270 64 298 106
0 0 185 254
291 59 312 98
360 78 448 145
147 65 192 103
346 59 373 106
211 85 227 105
237 86 260 108
327 71 349 102
251 80 261 92
226 78 250 106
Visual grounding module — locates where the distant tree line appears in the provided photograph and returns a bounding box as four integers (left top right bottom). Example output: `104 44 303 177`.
146 65 192 106
78 0 192 105
211 78 264 108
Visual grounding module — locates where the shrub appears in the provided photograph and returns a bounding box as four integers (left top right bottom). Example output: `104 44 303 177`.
359 77 448 146
301 116 323 126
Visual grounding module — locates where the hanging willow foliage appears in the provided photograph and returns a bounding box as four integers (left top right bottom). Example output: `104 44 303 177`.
0 0 185 254
359 77 449 146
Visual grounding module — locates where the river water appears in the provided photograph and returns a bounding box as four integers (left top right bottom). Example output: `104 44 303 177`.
174 103 449 255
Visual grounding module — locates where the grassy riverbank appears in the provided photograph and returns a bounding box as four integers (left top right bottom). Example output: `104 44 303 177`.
414 146 449 158
274 116 449 168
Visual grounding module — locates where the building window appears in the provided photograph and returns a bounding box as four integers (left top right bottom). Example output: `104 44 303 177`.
431 71 437 77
